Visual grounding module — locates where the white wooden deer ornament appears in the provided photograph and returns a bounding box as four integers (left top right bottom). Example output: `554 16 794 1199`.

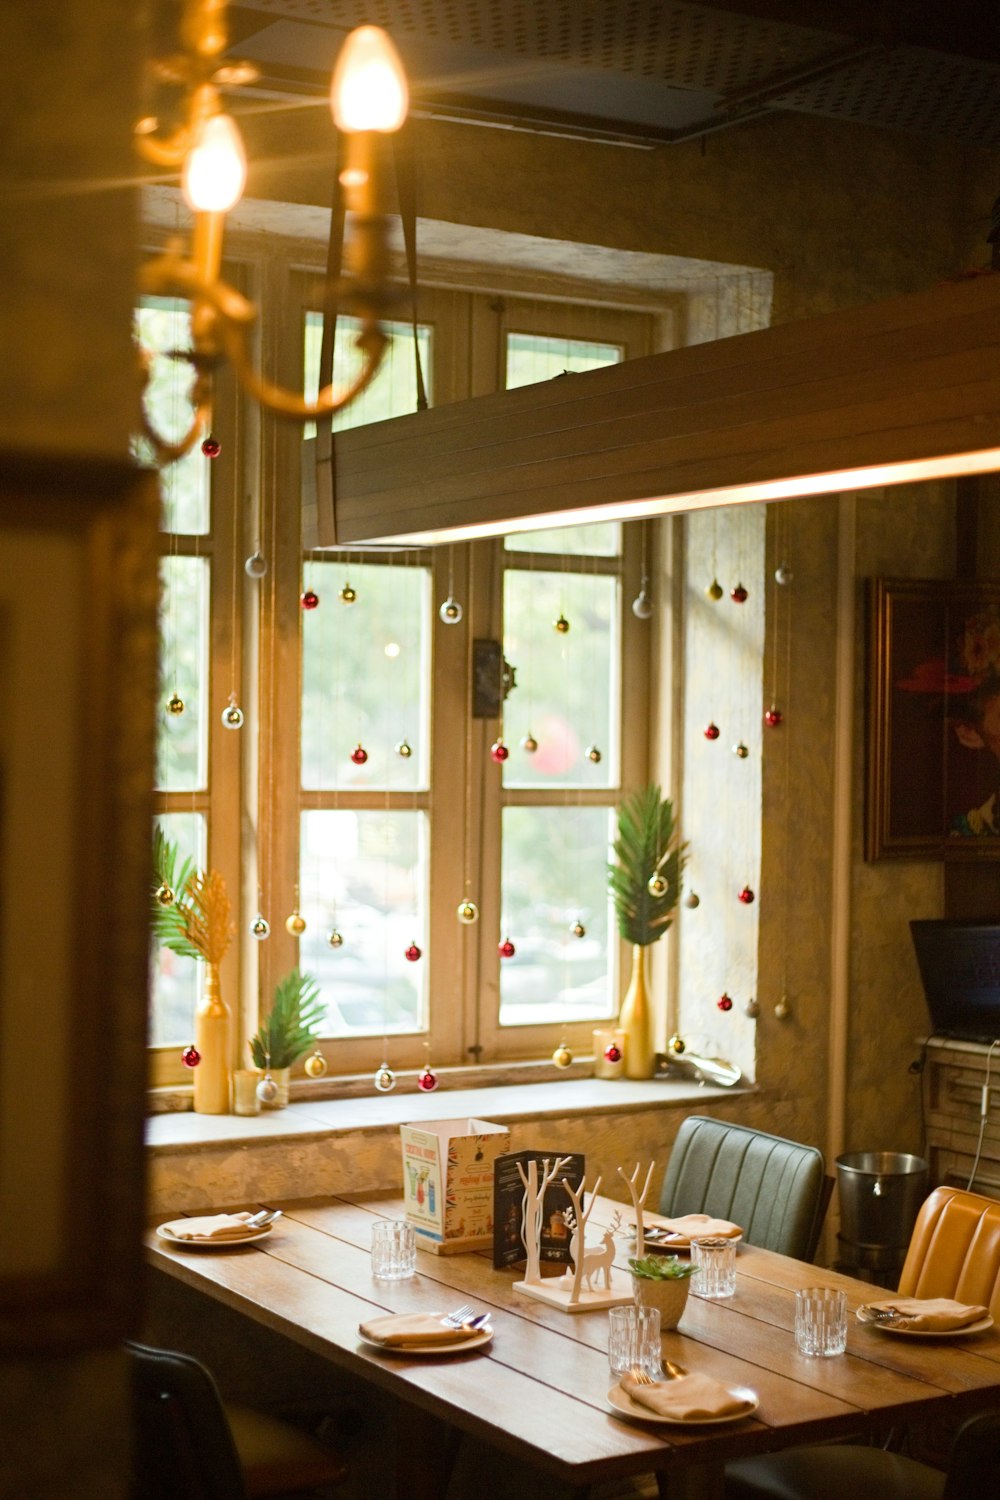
512 1170 633 1314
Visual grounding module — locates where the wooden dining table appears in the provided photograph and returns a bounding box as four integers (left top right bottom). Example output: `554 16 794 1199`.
146 1190 1000 1499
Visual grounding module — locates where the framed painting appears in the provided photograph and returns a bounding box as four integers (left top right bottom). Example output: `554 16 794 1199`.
866 576 1000 861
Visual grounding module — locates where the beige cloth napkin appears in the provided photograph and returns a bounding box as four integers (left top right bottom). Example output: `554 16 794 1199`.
654 1214 743 1244
162 1213 256 1241
868 1297 989 1331
620 1371 753 1421
359 1313 481 1348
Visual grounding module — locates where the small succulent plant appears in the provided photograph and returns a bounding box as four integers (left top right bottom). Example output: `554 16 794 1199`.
628 1254 698 1280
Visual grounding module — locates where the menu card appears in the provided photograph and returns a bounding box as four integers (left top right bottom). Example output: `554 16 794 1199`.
492 1150 586 1269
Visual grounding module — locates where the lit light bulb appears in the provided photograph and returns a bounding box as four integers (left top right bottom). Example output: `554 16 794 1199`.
331 26 409 133
182 113 247 213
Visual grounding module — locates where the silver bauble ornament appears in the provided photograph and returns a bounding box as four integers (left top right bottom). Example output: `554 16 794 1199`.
439 597 463 624
244 551 268 578
373 1063 396 1093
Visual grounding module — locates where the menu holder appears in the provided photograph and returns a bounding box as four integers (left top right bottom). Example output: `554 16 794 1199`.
493 1150 585 1270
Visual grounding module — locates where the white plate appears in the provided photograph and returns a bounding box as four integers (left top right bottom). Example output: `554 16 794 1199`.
606 1381 758 1426
856 1306 994 1338
358 1325 493 1356
155 1220 273 1250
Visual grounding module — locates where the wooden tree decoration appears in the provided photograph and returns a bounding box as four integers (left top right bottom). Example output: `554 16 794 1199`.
562 1174 603 1302
618 1161 655 1258
516 1155 572 1285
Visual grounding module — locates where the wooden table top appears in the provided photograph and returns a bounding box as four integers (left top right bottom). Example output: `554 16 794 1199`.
146 1192 1000 1494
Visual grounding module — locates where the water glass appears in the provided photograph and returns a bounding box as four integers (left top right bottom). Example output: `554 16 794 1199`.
607 1304 661 1378
371 1219 416 1280
691 1236 737 1299
795 1288 847 1356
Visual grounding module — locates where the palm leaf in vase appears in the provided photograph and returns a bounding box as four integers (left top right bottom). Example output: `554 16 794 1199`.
608 784 685 947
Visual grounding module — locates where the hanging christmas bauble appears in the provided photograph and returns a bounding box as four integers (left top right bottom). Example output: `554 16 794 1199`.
667 1034 686 1055
683 890 700 909
340 583 356 604
373 1063 396 1093
554 613 570 633
181 1044 201 1068
417 1066 439 1093
585 744 602 764
731 583 748 603
704 722 720 740
300 588 320 610
774 564 793 586
738 885 755 904
167 692 185 716
201 434 221 458
244 551 268 578
327 928 344 949
251 913 270 939
764 704 784 728
490 739 509 762
604 1043 622 1064
774 995 791 1020
570 920 586 939
632 589 654 620
553 1042 573 1068
221 699 244 729
521 733 538 753
733 741 749 759
404 942 422 962
304 1049 328 1079
395 738 413 758
350 744 368 765
717 992 734 1012
745 997 760 1019
498 937 516 959
706 579 724 601
256 1072 280 1104
439 596 463 624
285 911 307 936
457 900 480 925
647 872 668 897
155 883 175 907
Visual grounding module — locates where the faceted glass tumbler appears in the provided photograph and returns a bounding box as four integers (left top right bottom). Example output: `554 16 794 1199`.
795 1288 847 1356
607 1304 661 1378
371 1219 416 1280
691 1236 737 1299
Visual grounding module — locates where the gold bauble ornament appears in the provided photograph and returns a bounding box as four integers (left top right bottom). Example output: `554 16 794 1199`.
706 579 724 601
570 920 586 938
155 883 175 907
304 1049 327 1078
167 692 185 715
285 911 307 936
647 872 668 897
667 1034 686 1055
457 900 480 925
553 1042 573 1068
340 583 357 604
554 613 570 634
327 928 344 949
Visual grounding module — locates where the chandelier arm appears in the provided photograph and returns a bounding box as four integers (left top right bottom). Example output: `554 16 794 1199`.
136 343 212 466
218 318 390 420
135 128 191 170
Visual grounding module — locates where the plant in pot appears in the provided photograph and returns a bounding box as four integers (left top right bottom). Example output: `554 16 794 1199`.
249 969 325 1107
607 783 685 1079
628 1254 698 1329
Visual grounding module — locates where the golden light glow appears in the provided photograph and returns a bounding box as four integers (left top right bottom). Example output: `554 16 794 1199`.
331 25 409 133
182 113 247 213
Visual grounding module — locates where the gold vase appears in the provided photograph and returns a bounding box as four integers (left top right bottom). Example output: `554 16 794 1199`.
193 962 232 1114
619 943 656 1080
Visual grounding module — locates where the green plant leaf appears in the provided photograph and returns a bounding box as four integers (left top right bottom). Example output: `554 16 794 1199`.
608 783 686 946
250 969 325 1070
628 1254 697 1280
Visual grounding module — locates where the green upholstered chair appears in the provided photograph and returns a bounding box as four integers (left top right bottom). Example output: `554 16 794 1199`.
659 1116 830 1262
724 1409 1000 1500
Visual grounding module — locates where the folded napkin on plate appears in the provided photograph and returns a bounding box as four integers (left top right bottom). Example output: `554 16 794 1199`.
653 1214 743 1243
359 1313 481 1348
620 1371 753 1421
868 1297 989 1331
162 1213 256 1241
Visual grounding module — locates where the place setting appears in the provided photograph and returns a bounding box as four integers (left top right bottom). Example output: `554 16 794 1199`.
155 1208 282 1249
605 1305 757 1428
636 1214 744 1254
856 1296 993 1337
357 1220 495 1356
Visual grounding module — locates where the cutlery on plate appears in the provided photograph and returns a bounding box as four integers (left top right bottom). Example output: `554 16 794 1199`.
628 1365 655 1385
661 1360 688 1379
442 1303 474 1327
246 1209 282 1229
862 1304 906 1324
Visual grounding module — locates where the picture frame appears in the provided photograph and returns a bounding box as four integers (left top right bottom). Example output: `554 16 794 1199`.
866 576 1000 861
0 452 159 1353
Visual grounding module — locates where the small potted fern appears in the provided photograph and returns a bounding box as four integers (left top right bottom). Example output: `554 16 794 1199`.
249 970 325 1107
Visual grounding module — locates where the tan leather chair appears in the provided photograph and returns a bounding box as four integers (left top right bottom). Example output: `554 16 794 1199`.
896 1184 1000 1318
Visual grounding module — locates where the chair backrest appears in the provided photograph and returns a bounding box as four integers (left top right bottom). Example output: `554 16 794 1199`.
127 1339 248 1500
898 1185 1000 1318
943 1409 1000 1499
659 1115 828 1260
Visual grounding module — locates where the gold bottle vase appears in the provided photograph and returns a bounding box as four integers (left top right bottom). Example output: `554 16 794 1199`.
193 962 232 1114
618 943 656 1080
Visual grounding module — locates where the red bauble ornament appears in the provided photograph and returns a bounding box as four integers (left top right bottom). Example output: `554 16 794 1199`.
300 589 320 610
499 938 516 958
181 1045 201 1068
417 1066 439 1092
490 739 509 762
731 583 748 603
764 705 784 728
717 993 734 1012
704 722 720 740
405 942 422 962
350 744 368 765
604 1043 622 1064
201 435 221 458
738 885 755 904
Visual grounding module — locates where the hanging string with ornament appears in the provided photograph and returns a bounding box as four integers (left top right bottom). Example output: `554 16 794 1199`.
774 503 794 1022
632 519 654 620
439 544 463 624
372 784 397 1093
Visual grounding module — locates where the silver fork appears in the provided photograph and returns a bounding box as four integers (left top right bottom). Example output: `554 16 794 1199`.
442 1303 474 1327
870 1307 907 1324
628 1364 655 1385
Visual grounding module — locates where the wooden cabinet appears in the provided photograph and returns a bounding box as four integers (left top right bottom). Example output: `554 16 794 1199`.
924 1038 1000 1198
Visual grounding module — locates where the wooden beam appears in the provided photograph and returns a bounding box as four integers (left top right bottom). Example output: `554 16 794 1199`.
330 275 1000 545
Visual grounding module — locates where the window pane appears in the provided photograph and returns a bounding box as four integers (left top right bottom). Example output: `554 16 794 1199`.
303 312 431 436
134 298 210 534
301 560 429 791
499 806 615 1026
299 810 426 1037
150 812 206 1048
157 555 209 792
505 522 621 557
503 569 617 789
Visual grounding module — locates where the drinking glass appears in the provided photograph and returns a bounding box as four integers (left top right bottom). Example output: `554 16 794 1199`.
371 1219 416 1280
607 1304 661 1378
795 1288 847 1356
691 1236 737 1299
